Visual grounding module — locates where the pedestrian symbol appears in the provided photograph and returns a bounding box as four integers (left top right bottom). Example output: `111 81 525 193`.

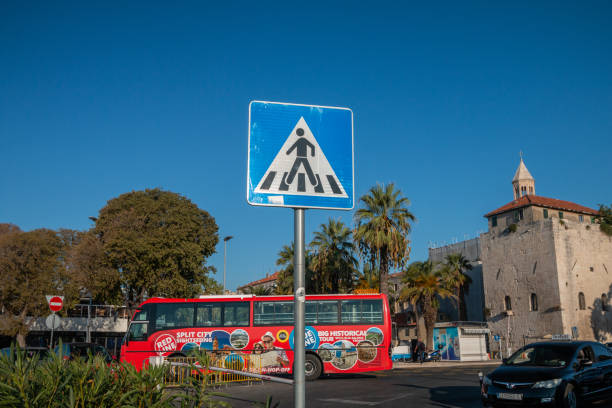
254 117 348 198
247 100 353 210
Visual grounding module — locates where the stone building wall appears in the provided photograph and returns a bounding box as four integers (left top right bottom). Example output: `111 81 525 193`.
488 206 595 231
551 218 612 342
429 238 485 322
481 217 612 353
481 219 564 352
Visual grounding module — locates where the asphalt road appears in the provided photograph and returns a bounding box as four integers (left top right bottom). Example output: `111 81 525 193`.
212 364 495 407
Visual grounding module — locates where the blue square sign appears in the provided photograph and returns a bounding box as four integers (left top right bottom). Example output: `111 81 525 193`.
247 101 354 210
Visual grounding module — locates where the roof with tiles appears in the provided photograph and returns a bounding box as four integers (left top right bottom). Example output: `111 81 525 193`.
237 271 279 289
484 195 599 218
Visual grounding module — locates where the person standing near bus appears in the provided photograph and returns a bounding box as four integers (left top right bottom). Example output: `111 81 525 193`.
417 340 426 364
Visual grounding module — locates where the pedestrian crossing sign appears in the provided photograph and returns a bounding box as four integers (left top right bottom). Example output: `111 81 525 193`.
247 101 354 210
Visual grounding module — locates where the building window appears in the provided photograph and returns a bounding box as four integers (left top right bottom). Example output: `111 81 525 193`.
559 212 564 219
514 208 523 222
578 292 586 310
529 186 533 194
504 296 512 311
579 215 584 223
602 294 608 312
492 216 498 227
543 209 549 219
530 293 538 311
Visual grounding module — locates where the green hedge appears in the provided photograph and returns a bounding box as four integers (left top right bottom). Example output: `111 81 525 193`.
0 345 229 408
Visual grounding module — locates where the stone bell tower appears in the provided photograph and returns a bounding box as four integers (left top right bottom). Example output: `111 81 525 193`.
512 154 535 200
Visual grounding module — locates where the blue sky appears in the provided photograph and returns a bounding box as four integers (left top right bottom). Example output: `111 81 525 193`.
2 1 611 291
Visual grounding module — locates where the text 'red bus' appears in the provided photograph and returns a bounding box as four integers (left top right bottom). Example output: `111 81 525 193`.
120 293 392 379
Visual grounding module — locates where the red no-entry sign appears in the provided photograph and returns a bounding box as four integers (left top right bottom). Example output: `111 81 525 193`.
47 296 63 312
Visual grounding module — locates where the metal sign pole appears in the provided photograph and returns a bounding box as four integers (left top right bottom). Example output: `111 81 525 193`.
294 208 305 408
50 313 55 348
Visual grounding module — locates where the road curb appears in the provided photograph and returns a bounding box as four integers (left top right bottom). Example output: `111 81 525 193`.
393 360 501 369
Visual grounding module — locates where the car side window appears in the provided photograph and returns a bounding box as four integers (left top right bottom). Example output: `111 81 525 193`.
593 344 612 361
580 346 595 362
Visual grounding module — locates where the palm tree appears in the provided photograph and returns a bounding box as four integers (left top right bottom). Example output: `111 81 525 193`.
275 243 295 295
444 253 473 321
354 183 416 297
400 260 455 350
275 242 315 294
355 263 380 291
310 218 358 293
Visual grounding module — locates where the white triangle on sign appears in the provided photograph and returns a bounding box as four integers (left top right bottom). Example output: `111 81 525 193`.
254 117 348 198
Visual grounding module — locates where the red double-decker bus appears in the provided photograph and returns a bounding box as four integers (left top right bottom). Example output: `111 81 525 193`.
120 293 392 379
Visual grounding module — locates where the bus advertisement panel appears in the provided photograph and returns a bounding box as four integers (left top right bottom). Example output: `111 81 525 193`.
120 294 392 379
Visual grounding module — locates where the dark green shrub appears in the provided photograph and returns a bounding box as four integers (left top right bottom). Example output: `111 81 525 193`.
0 344 229 407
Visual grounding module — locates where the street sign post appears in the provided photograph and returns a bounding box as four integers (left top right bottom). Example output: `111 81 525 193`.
45 314 61 330
46 295 64 347
46 295 64 312
247 101 354 408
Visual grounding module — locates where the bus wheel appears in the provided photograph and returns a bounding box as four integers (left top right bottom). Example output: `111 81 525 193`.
304 354 322 381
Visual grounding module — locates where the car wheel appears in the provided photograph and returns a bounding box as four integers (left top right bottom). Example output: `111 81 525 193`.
562 383 577 408
304 353 322 381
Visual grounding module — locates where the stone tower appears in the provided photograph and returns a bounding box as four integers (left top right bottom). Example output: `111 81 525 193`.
512 155 535 200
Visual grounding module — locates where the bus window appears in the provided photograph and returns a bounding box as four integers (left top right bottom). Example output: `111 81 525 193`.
305 302 317 324
196 303 222 327
254 301 294 325
362 300 383 323
128 322 148 341
341 300 362 323
318 301 339 324
155 303 195 329
254 302 275 325
132 308 148 321
275 302 294 324
223 302 249 326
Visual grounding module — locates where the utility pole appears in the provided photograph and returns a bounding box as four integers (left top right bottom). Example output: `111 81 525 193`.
223 236 234 294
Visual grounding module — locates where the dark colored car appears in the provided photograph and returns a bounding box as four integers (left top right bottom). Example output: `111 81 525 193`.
0 346 50 360
481 341 612 407
54 342 113 364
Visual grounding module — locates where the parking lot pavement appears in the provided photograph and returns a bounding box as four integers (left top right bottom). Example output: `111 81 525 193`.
393 360 502 369
212 365 493 407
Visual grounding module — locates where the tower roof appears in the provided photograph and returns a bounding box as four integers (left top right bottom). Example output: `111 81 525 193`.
512 158 534 182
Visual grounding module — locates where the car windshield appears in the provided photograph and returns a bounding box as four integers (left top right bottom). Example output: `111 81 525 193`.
506 345 574 367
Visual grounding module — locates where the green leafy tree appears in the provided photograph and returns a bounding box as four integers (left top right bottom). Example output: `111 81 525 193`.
310 218 358 294
598 204 612 236
0 229 78 346
201 275 223 295
94 188 219 310
68 230 123 304
400 260 455 349
354 183 416 297
444 253 473 321
0 223 21 236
